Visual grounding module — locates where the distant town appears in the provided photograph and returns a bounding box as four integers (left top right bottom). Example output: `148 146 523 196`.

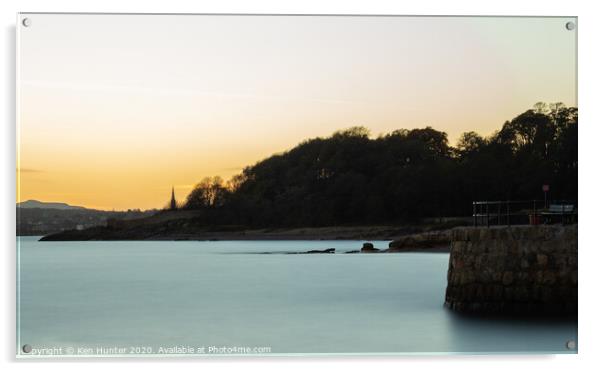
16 200 156 236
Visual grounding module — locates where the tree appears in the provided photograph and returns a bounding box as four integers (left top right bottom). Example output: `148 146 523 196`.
180 104 577 227
456 131 486 158
332 126 371 139
184 176 228 209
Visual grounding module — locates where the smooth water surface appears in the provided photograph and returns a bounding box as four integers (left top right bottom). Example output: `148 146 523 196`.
17 237 577 355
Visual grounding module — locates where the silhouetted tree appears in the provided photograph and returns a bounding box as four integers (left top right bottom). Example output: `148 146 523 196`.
184 176 228 209
180 104 577 227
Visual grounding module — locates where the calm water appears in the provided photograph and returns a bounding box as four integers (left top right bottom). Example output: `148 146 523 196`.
17 237 577 356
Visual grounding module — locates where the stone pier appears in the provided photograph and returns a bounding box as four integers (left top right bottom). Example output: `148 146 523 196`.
444 225 577 315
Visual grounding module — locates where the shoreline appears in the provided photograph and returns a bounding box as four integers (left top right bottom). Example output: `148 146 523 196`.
23 234 451 253
30 225 456 253
37 224 460 241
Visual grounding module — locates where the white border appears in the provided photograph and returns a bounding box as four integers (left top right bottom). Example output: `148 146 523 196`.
2 0 601 370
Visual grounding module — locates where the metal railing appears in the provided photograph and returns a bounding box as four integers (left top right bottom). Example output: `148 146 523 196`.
472 200 577 227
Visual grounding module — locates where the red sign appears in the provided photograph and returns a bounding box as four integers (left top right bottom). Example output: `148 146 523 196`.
542 184 550 192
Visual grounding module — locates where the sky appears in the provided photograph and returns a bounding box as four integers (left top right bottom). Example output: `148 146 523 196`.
17 14 577 210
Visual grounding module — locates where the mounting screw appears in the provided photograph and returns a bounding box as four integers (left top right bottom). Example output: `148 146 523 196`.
22 18 31 27
22 344 32 353
566 340 576 350
565 21 575 31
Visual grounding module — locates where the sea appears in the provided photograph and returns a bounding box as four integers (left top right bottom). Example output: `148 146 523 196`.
17 236 577 356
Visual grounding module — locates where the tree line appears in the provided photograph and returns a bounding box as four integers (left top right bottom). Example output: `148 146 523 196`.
174 103 577 228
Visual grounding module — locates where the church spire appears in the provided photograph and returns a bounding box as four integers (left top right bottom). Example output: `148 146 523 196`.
170 186 177 210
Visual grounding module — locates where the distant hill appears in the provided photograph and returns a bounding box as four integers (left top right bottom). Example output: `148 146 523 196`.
17 200 87 210
17 201 157 236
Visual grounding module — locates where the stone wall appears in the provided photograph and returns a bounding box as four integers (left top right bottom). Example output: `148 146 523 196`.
445 225 577 314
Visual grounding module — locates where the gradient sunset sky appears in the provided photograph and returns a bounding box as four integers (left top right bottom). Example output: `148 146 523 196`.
18 14 577 210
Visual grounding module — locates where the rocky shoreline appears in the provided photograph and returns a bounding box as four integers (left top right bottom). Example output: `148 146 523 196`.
39 226 455 253
39 225 456 243
36 210 467 251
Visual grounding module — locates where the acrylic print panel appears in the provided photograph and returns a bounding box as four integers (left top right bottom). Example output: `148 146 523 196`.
16 13 578 357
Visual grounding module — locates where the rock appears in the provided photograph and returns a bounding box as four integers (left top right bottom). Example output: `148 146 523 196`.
361 242 380 253
502 271 514 285
542 270 556 285
536 254 548 267
306 248 335 254
389 229 452 251
345 250 360 254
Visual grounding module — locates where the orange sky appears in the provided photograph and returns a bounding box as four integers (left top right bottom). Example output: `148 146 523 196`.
17 14 577 210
